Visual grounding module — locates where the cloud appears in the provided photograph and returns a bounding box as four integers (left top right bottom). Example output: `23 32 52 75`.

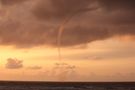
98 0 135 24
98 0 135 10
0 0 26 5
32 0 135 24
5 58 23 69
0 0 135 48
27 66 42 70
33 0 96 20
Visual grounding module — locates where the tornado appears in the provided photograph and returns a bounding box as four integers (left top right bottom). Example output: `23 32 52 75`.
57 7 98 60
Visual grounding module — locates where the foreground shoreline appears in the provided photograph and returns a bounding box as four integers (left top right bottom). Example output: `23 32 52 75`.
0 81 135 86
0 81 135 90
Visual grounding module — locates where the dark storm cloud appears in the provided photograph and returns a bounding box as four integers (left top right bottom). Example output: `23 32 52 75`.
99 0 135 10
58 26 111 46
98 0 135 24
0 0 135 48
5 58 23 69
0 0 26 5
33 0 96 20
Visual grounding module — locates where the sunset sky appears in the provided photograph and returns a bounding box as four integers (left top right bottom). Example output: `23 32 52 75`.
0 0 135 81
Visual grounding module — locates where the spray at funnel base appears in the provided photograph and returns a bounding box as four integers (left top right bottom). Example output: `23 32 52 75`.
52 63 76 81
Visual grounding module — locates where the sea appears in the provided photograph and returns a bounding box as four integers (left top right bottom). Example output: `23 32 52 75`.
0 81 135 90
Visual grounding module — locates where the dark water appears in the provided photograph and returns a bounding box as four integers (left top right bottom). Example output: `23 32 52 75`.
0 81 135 90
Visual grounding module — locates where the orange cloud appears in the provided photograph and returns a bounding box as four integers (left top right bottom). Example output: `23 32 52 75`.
5 58 23 69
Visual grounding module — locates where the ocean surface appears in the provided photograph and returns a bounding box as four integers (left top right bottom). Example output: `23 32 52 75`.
0 81 135 90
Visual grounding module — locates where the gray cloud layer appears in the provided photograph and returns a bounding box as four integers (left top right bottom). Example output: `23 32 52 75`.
0 0 26 5
99 0 135 10
33 0 95 20
0 0 135 48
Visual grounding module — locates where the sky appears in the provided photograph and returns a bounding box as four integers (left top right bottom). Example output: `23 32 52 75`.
0 0 135 81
